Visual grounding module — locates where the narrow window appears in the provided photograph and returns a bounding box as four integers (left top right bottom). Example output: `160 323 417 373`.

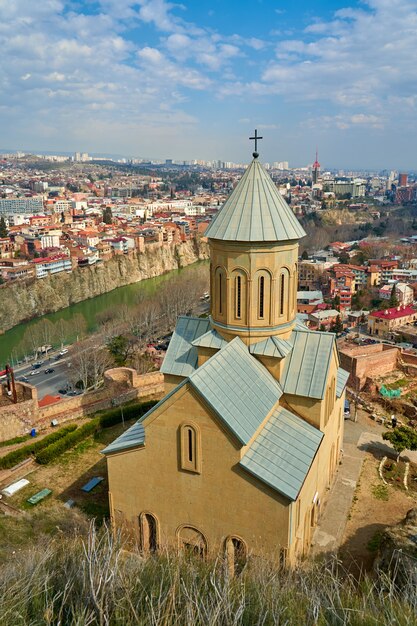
187 427 194 463
180 424 201 473
280 273 285 315
236 276 241 318
259 276 265 319
219 273 223 314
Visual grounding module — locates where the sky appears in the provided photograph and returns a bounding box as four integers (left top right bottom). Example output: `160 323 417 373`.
1 0 417 169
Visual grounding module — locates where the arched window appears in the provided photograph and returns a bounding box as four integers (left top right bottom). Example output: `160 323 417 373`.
177 525 207 558
179 423 201 473
236 275 242 318
279 268 290 317
259 276 265 319
225 536 247 576
232 269 247 322
139 512 159 553
215 267 226 317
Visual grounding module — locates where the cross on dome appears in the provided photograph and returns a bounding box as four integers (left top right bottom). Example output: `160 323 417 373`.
249 129 263 158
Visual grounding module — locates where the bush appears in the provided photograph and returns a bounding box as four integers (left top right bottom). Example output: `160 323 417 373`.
98 401 157 429
0 434 30 449
0 425 78 470
36 419 100 465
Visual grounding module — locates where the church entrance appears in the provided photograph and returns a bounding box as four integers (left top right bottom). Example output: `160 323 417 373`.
177 525 207 558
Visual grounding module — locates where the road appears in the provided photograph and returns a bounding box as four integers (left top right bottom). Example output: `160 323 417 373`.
12 351 79 400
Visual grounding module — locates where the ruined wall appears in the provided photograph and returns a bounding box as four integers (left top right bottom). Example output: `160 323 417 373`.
0 370 164 442
339 343 399 389
0 238 209 333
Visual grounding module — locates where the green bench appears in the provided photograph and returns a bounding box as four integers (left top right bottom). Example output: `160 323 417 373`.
27 488 52 505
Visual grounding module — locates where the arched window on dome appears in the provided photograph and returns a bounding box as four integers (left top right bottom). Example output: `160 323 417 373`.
279 268 290 318
215 266 226 317
255 270 271 323
232 269 247 322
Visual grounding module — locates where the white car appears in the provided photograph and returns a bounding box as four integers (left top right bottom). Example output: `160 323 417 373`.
59 348 68 356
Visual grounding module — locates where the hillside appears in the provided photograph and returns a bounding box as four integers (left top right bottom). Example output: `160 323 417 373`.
0 238 209 334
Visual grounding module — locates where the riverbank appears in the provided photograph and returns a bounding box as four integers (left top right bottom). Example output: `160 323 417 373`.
0 238 209 336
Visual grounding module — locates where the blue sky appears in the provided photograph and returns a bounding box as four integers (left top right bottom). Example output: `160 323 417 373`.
1 0 417 168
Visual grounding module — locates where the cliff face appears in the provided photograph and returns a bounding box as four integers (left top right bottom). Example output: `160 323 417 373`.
0 238 209 333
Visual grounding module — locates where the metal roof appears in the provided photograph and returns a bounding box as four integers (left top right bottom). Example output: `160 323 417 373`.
249 335 293 359
101 421 145 455
191 328 228 350
189 337 283 444
160 316 210 377
281 330 335 399
336 367 349 398
240 405 323 501
205 158 306 243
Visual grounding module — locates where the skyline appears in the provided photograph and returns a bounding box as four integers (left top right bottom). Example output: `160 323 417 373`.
1 0 417 169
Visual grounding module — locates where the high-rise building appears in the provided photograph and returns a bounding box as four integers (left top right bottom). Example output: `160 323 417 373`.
399 172 408 187
312 150 320 184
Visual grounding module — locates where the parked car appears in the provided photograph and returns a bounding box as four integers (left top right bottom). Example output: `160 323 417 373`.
32 363 41 370
44 368 55 374
58 388 67 394
59 348 68 356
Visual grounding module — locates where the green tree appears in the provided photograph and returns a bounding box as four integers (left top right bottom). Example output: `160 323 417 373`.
107 335 132 366
382 425 417 462
0 216 7 238
334 315 343 334
319 323 326 332
332 295 341 310
389 284 398 307
338 251 350 265
301 249 309 260
102 207 113 224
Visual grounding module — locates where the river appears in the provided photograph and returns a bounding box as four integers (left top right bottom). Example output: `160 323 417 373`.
0 262 208 366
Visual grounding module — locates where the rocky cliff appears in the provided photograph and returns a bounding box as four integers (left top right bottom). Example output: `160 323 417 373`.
0 238 209 333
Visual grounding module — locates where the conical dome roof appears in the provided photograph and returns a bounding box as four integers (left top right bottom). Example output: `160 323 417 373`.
205 158 306 242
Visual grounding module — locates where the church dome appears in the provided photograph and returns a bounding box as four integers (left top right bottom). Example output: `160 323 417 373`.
205 157 306 243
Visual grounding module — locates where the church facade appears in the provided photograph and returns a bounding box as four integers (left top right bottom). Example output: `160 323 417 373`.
103 151 348 567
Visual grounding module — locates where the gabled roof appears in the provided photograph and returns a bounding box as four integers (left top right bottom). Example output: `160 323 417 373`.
281 330 335 400
336 367 349 398
249 335 293 359
160 316 210 377
191 328 228 350
205 158 306 243
102 421 145 455
189 337 282 445
102 380 188 455
240 405 323 501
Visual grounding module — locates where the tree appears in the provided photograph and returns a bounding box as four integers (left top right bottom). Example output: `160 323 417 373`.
107 334 133 366
301 250 309 260
389 284 398 308
102 207 113 224
382 426 417 462
338 251 350 265
0 216 7 238
334 315 343 334
319 323 326 332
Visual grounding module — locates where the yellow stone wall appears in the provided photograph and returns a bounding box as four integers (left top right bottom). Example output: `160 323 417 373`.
107 383 291 561
209 239 299 344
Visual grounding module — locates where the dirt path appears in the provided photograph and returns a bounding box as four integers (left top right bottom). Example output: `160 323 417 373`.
340 452 416 573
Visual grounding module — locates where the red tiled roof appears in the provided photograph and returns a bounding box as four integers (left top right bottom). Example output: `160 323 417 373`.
369 305 416 320
38 394 61 407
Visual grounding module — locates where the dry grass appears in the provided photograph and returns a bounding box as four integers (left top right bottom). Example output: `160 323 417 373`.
0 513 416 626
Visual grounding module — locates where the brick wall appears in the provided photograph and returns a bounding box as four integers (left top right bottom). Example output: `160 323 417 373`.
339 344 399 389
0 369 164 443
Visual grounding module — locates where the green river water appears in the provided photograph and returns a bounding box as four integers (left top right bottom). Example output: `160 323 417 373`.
0 263 206 366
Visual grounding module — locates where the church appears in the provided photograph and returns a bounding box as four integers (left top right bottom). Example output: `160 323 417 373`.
103 140 349 567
